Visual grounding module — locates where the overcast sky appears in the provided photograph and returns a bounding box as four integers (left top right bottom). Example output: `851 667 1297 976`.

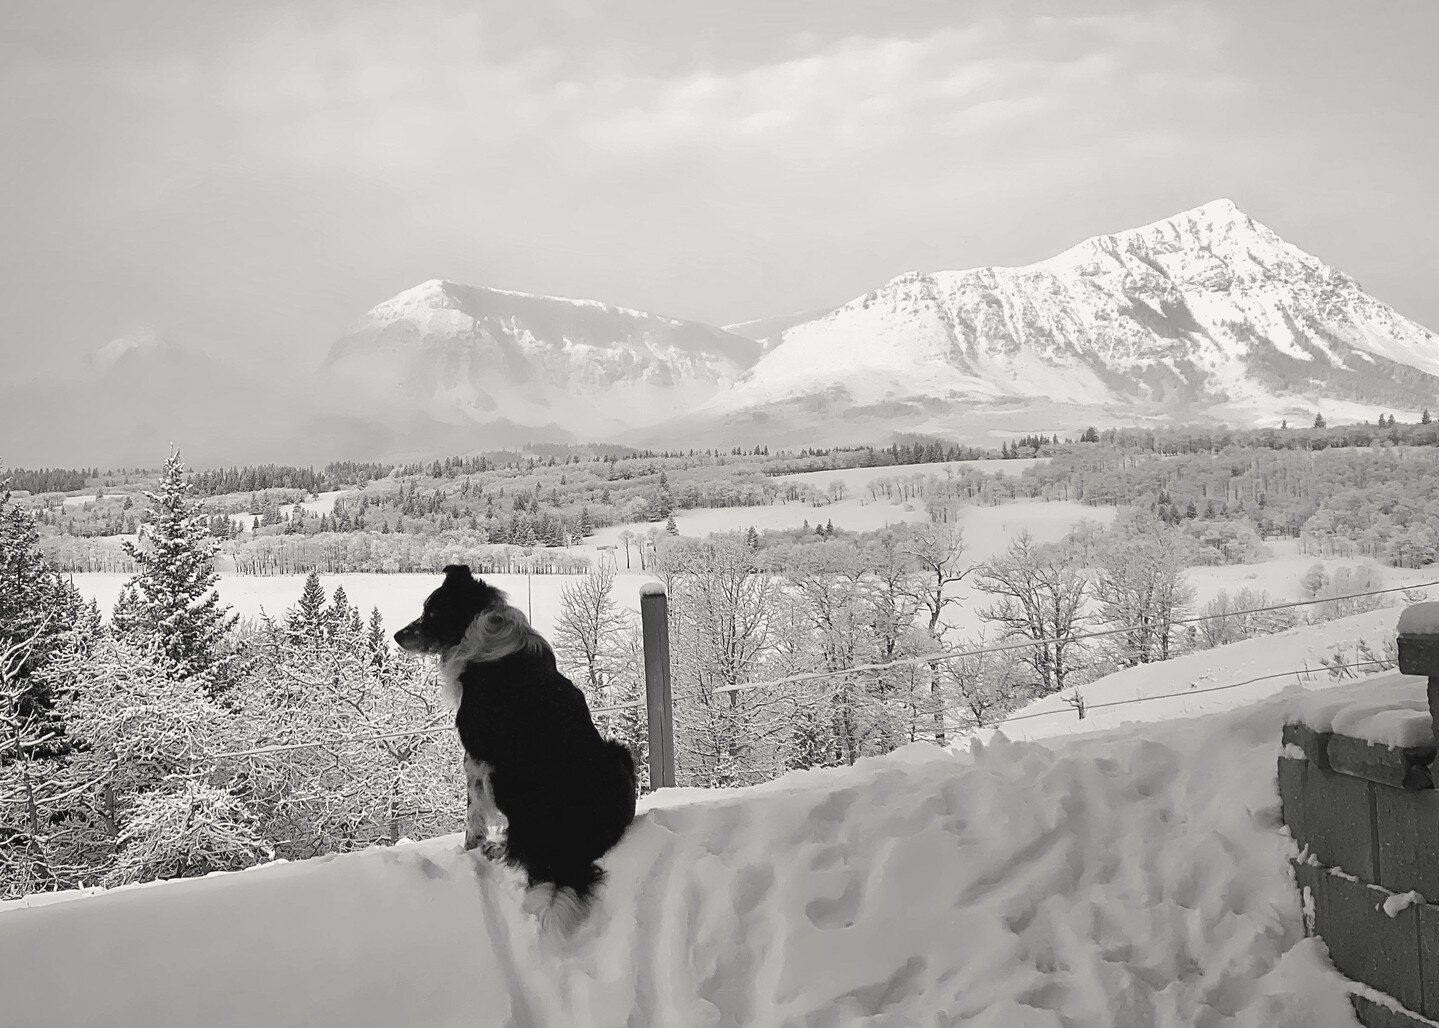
3 0 1436 374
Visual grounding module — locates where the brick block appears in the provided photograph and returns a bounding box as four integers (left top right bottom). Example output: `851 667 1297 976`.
1304 766 1378 879
1283 721 1332 769
1319 872 1424 1013
1327 735 1435 791
1396 636 1439 677
1375 788 1439 897
1352 994 1432 1028
1417 903 1439 1019
1279 757 1308 848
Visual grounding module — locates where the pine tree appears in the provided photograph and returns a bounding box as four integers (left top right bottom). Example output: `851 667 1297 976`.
287 571 328 643
1314 412 1327 429
1425 409 1433 426
117 452 235 688
328 585 353 640
1 481 92 758
366 607 388 667
665 513 678 536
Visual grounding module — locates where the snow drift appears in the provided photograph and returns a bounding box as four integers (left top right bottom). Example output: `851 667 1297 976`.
0 684 1365 1027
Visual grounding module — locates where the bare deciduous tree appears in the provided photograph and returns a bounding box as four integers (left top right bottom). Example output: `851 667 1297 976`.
975 530 1092 697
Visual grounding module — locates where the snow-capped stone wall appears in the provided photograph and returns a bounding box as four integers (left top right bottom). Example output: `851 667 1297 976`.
1283 613 1439 1028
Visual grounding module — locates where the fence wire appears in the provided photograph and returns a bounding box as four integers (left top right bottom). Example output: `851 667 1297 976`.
710 578 1434 696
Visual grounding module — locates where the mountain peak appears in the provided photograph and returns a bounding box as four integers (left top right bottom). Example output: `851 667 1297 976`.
87 327 175 369
1188 196 1243 219
1114 197 1262 242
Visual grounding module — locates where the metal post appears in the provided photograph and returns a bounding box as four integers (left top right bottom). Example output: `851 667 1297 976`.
640 583 676 789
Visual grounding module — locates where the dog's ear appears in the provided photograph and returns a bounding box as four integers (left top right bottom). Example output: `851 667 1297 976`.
443 564 473 583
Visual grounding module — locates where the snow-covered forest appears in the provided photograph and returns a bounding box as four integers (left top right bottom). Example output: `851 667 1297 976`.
2 445 1419 900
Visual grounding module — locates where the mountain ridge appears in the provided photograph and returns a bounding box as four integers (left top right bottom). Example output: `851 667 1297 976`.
8 199 1439 464
663 198 1439 444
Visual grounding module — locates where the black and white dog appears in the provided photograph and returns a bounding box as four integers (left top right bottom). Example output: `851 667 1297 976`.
394 565 638 932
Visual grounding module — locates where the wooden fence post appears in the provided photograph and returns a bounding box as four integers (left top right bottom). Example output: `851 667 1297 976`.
640 583 676 790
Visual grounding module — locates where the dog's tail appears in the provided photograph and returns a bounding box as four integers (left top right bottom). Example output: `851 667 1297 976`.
538 862 606 935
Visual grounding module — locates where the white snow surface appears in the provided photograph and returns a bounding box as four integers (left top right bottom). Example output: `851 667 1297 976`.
0 691 1359 1026
1283 672 1433 748
1397 601 1439 637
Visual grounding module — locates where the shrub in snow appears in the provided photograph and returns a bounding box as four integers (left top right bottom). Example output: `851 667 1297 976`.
1190 588 1297 651
104 781 271 886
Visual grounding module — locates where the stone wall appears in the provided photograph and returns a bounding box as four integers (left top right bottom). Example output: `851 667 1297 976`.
1280 722 1439 1027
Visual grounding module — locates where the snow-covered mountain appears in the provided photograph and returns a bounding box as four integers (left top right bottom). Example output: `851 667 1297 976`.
1 330 312 467
11 200 1439 465
648 199 1439 445
319 279 761 440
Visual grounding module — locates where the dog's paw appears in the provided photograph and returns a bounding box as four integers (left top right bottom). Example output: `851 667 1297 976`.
480 837 508 861
463 831 482 853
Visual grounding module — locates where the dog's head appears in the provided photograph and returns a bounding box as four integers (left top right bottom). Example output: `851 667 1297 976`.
394 564 506 656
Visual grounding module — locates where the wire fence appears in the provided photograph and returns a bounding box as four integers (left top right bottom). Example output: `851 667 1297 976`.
710 578 1433 696
957 657 1394 734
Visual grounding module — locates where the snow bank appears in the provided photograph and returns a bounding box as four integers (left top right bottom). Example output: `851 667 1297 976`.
0 691 1359 1027
1283 672 1432 748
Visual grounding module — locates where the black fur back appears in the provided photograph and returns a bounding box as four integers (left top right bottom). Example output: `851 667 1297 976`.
454 645 639 909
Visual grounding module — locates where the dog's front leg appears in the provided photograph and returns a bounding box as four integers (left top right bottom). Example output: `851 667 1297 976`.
463 755 508 859
463 754 487 853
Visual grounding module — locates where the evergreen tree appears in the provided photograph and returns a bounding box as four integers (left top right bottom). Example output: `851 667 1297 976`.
1424 409 1433 425
745 526 760 551
1314 412 1327 429
366 607 388 667
287 571 328 642
1 481 92 758
116 451 235 689
328 585 353 639
665 513 678 535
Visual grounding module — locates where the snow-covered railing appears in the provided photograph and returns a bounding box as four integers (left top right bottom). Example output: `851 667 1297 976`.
1281 605 1439 1028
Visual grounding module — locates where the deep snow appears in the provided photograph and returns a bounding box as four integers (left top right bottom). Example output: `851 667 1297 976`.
0 681 1371 1027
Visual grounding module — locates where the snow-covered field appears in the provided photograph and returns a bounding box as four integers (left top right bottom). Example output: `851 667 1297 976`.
68 498 1436 648
577 494 932 554
769 456 1045 488
299 489 357 516
65 500 1109 634
0 676 1367 1026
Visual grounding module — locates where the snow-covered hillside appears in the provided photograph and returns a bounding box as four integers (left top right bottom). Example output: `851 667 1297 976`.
319 279 761 440
991 606 1407 742
645 199 1439 446
0 682 1364 1027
